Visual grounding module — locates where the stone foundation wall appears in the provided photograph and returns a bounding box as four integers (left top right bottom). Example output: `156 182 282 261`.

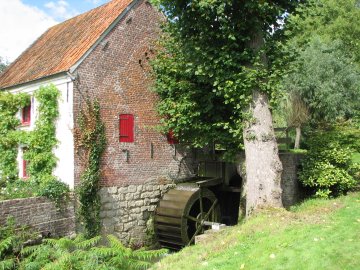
280 152 304 208
99 153 304 245
99 181 175 245
0 196 75 237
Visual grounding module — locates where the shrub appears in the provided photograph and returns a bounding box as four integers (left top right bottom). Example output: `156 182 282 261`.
299 128 359 198
38 176 70 207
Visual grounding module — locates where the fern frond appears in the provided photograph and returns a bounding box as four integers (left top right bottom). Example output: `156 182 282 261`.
132 248 168 261
90 247 117 258
0 236 14 257
42 238 57 247
43 237 73 251
107 235 131 255
73 234 86 243
107 254 126 268
75 235 101 250
20 245 40 256
42 252 72 270
0 258 15 270
127 258 152 270
19 261 43 270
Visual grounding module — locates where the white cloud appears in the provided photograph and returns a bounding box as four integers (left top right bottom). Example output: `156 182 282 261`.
0 0 57 62
44 0 78 21
87 0 105 4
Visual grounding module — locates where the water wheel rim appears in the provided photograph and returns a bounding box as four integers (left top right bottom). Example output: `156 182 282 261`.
181 188 220 244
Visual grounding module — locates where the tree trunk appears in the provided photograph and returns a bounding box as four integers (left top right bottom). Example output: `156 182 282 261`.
243 27 283 216
294 126 301 149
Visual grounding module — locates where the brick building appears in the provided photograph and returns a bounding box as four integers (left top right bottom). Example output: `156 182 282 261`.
0 0 195 243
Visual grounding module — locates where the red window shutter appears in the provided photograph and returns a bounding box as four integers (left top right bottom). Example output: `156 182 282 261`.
167 130 179 144
119 114 134 142
22 105 31 125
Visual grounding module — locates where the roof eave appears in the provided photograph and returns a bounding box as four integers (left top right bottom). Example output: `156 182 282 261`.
0 71 68 91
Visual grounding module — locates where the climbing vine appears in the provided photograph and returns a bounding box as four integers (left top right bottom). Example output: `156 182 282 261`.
0 92 29 184
75 98 106 238
0 85 69 205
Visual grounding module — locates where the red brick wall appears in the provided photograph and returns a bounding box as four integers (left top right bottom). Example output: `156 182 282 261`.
73 0 194 187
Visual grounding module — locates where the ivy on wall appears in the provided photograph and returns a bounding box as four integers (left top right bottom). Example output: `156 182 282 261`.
0 92 29 184
75 99 106 238
25 85 60 180
0 85 69 204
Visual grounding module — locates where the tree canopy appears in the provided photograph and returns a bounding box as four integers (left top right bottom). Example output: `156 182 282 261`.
283 38 360 123
151 0 301 153
282 0 360 124
285 0 360 64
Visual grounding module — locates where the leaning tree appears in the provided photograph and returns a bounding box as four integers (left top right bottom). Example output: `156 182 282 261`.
151 0 301 215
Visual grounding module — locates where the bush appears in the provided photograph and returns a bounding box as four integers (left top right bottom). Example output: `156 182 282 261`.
0 177 69 207
0 179 38 200
38 176 70 207
299 128 359 198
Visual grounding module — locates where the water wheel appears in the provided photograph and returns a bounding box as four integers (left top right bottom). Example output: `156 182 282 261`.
154 185 220 250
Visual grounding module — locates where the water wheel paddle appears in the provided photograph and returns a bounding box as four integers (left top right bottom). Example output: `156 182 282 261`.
154 185 220 250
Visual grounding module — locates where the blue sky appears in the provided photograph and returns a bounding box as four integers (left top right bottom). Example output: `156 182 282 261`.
0 0 110 62
22 0 108 19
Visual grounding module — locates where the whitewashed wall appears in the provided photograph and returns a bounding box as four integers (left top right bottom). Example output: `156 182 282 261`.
11 74 75 188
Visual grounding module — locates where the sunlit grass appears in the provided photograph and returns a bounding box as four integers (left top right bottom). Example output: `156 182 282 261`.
352 152 360 163
154 192 360 270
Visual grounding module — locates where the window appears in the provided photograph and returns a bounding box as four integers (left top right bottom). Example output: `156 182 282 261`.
167 130 178 144
22 148 29 179
119 114 134 142
21 104 31 125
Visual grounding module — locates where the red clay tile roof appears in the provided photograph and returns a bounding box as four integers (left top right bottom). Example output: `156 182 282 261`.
0 0 134 89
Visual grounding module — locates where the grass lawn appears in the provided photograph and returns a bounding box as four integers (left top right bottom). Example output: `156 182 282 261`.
352 152 360 163
153 192 360 270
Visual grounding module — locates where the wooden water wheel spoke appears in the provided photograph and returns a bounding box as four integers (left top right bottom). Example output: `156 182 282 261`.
155 187 221 250
199 188 204 214
184 215 201 223
188 198 218 245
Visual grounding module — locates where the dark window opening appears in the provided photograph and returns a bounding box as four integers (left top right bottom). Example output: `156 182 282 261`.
21 105 31 125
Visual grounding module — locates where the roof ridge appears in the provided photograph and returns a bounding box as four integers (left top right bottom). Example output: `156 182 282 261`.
0 0 135 89
47 0 115 30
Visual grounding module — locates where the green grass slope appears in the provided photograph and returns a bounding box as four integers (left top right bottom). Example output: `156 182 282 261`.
153 192 360 270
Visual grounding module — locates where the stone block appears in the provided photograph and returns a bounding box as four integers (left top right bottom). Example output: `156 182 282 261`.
140 192 151 199
114 224 124 232
126 193 134 200
102 202 113 210
124 221 136 232
128 185 137 193
134 200 144 207
118 187 127 194
107 187 118 194
133 192 141 200
152 190 161 197
119 201 128 208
